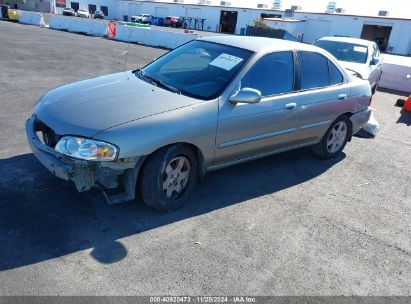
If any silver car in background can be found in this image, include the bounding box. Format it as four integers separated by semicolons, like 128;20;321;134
314;36;383;94
76;9;90;18
26;36;372;212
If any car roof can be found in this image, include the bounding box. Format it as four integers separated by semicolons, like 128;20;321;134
317;36;375;47
200;36;319;53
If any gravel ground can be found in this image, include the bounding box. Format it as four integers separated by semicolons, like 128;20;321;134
0;21;410;296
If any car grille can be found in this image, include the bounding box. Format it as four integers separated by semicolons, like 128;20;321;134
34;119;60;148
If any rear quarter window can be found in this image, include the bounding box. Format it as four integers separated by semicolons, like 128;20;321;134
328;60;344;85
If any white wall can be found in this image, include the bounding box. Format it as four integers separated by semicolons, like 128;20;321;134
302;19;332;43
264;19;305;37
390;20;411;55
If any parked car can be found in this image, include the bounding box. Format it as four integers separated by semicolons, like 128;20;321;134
130;14;152;24
26;36;372;212
77;9;90;18
62;7;76;17
130;15;141;23
314;37;383;94
140;14;152;24
164;16;182;28
94;10;104;19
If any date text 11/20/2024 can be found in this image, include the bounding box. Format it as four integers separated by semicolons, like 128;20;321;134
149;296;257;303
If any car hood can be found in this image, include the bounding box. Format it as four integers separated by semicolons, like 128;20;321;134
340;62;370;80
35;71;201;137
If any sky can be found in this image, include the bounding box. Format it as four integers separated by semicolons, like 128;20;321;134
203;0;411;18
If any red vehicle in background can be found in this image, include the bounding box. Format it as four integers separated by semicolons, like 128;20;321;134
164;16;182;28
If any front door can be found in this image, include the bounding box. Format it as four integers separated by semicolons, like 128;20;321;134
215;51;302;166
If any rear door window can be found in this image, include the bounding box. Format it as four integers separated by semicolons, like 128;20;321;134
299;51;330;90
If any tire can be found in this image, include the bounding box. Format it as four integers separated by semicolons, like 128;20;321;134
140;144;199;212
312;115;351;159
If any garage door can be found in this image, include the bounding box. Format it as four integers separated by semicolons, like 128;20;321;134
155;7;169;17
185;8;201;18
303;20;332;43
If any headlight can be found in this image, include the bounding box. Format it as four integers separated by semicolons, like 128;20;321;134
55;136;118;161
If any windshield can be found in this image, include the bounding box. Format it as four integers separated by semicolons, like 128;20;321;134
140;40;253;100
314;40;369;64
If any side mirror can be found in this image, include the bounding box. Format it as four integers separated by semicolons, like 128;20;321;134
371;57;380;66
229;88;262;104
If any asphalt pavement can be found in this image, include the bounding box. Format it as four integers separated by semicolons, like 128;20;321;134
0;21;410;296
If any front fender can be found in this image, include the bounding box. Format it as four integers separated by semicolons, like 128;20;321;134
94;99;219;168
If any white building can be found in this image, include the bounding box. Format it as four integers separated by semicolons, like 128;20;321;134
52;0;411;55
293;12;411;55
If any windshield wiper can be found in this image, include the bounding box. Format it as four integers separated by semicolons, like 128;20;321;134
138;70;181;94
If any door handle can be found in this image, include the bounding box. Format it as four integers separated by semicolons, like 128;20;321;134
338;94;348;100
285;103;297;111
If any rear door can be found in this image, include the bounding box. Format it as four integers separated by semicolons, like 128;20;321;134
294;51;351;141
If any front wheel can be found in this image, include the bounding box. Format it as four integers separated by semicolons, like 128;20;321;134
312;115;351;159
140;144;198;212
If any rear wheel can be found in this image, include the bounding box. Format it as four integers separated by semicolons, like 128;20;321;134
312;115;351;159
140;144;198;212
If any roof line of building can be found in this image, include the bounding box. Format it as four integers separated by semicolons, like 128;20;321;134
297;11;411;22
125;0;411;22
125;0;283;12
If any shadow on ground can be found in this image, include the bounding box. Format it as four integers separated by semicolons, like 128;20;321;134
378;87;409;97
397;109;411;126
0;148;345;270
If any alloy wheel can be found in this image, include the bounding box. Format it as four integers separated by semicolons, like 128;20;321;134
162;156;191;199
326;121;348;153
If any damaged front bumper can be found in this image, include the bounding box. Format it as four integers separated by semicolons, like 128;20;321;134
25;115;144;204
